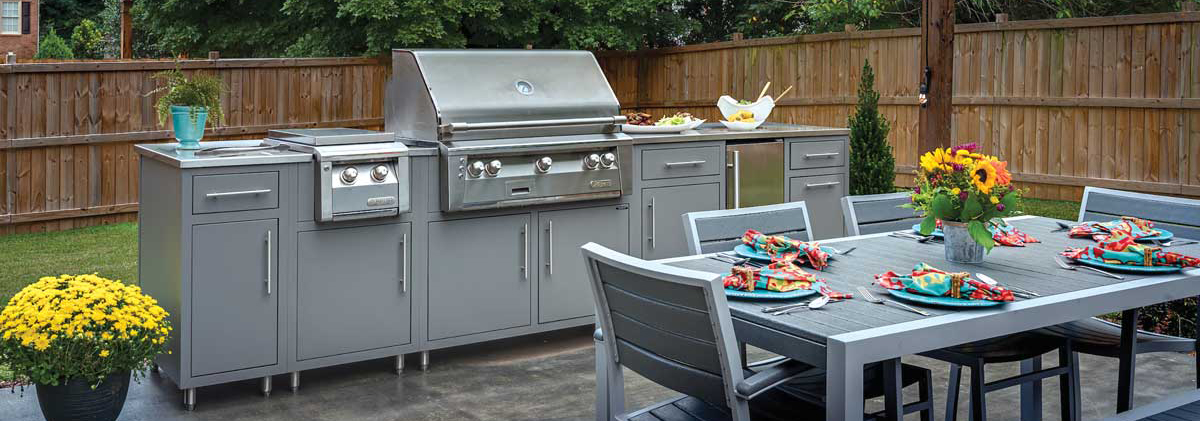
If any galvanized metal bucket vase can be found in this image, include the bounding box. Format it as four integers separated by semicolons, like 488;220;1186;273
942;221;985;263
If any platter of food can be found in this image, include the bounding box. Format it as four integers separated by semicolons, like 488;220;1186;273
621;112;705;133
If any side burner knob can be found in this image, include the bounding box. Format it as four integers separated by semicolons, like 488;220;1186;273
600;152;617;167
485;160;502;177
535;157;553;173
583;154;601;170
341;167;359;184
371;164;390;182
467;161;486;178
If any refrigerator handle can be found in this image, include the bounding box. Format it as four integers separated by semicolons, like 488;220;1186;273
730;150;741;209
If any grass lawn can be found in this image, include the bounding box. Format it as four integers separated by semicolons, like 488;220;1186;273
0;223;138;303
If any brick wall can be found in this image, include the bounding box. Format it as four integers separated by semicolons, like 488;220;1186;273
0;0;37;59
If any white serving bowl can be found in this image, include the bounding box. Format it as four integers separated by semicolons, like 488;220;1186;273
717;95;775;122
718;120;766;131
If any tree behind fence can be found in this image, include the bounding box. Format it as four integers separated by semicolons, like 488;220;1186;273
596;11;1200;203
0;57;387;234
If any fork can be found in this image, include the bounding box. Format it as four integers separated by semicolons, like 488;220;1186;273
1052;221;1074;232
1054;257;1124;280
856;287;931;316
890;232;937;243
827;246;857;256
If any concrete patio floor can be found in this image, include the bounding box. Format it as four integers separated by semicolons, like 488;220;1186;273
0;326;1193;421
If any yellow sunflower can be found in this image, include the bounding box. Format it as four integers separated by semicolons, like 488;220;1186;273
972;160;998;194
919;148;955;173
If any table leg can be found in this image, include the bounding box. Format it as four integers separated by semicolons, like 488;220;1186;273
1020;356;1043;421
1117;309;1139;413
828;341;865;421
882;358;904;421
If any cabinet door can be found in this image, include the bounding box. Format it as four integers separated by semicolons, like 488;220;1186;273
428;214;532;340
296;224;411;360
788;173;848;240
191;219;279;377
642;183;722;260
538;205;629;324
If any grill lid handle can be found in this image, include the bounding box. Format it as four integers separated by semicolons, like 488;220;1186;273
439;116;627;134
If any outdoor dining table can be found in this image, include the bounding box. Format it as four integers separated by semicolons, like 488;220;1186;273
644;215;1200;421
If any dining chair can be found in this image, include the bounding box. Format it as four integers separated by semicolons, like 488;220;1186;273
840;192;924;236
681;201;813;255
840;199;1081;421
584;242;935;421
1040;186;1200;414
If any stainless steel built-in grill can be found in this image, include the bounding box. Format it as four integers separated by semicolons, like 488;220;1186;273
266;128;411;222
385;49;630;212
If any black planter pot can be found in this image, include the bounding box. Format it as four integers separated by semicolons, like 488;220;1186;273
35;371;131;421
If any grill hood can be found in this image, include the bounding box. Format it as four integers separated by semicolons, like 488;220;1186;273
385;49;627;144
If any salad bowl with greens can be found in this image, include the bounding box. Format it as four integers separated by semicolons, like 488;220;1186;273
621;112;705;133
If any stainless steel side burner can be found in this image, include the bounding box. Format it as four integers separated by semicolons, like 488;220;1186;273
385;49;630;212
266;128;410;222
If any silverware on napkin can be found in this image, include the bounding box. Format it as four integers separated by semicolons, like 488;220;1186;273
1054;257;1124;280
856;287;931;316
974;272;1038;298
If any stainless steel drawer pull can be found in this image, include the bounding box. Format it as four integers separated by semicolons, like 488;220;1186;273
647;197;656;246
400;233;408;293
546;220;554;275
206;189;271;199
806;181;841;188
264;230;272;295
804;152;840;159
520;224;529;281
663;160;706;167
731;150;741;209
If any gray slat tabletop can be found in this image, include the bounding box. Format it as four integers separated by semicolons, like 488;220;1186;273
656;215;1200;421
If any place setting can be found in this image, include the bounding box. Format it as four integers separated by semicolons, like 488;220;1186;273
869;263;1024;312
1058;229;1200;276
714;229;854;307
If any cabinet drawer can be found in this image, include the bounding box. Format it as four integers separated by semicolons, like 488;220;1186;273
788;174;847;240
641;146;722;180
789;140;846;170
192;172;279;214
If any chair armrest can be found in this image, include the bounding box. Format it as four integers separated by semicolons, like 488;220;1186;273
594;328;605;341
745;355;790;369
735;359;819;400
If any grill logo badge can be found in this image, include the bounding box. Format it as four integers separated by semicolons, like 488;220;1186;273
589;180;613;188
367;196;397;207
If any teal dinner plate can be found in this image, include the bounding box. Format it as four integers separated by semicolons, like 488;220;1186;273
724;288;817;301
885;289;1005;308
1072;256;1183;274
733;244;837;262
1139;229;1174;242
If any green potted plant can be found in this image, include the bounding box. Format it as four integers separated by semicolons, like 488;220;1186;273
0;275;172;421
148;68;225;150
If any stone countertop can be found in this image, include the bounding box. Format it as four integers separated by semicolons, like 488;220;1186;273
626;123;849;145
135;140;439;169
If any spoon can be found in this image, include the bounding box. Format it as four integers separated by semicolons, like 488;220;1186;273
771;295;830;315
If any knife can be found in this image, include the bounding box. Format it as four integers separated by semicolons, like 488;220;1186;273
974;273;1039;298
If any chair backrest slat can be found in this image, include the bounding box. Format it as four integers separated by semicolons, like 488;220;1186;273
584;243;743;411
682;202;812;255
1080;187;1200;240
841;192;923;236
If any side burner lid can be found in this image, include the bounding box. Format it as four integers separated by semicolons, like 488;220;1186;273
267;128;395;146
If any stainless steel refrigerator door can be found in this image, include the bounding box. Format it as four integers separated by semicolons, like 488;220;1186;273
726;141;786;208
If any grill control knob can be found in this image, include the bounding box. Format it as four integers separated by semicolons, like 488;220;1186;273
467;161;485;178
371;164;390;182
341;167;359;184
600;152;617;167
485;160;502;177
583;154;601;170
535;157;553;173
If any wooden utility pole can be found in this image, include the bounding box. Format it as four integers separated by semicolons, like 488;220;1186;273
918;0;955;152
120;0;133;59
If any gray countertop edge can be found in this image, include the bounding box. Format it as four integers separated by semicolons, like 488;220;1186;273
135;140;440;169
627;123;849;145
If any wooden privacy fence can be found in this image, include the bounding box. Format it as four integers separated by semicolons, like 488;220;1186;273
0;57;388;234
595;11;1200;202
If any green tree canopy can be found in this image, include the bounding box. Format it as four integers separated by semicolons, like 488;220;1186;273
71;18;105;59
35;30;75;60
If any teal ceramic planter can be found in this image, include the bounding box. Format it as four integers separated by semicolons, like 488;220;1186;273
170;105;208;150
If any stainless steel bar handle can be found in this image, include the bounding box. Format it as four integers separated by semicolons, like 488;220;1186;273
732;150;741;209
441;116;626;134
647;197;656;247
207;189;271;199
264;229;272;295
546;220;554;275
400;233;408;293
804;152;840;158
805;181;841;188
663;160;706;167
521;224;529;280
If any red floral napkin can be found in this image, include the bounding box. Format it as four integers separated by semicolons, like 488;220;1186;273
723;262;852;299
1061;232;1200;268
742;229;830;270
874;263;1015;302
1068;216;1163;242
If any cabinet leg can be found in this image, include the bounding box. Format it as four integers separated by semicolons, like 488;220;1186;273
420;351;430;371
290;372;300;392
395;355;405;374
183;388;196;411
261;376;273;397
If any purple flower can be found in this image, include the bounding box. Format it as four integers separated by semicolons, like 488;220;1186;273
914;186;921;194
951;163;964;172
996;203;1006;212
953;142;979;153
958;191;969;202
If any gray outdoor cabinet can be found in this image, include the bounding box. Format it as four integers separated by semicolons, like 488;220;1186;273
631;140;727;261
537;204;630;323
785;136;849;240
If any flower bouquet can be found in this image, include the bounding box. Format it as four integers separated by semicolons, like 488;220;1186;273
907;143;1021;262
0;274;171;421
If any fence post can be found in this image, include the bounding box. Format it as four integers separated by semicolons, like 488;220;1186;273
845;24;858;32
5;52;14;65
208;51;220;60
1183;2;1196;11
731;33;743;42
120;0;133;59
995;13;1009;23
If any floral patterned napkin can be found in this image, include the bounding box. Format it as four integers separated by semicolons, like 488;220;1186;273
723;262;852;299
1061;232;1199;268
1069;216;1163;242
992;224;1040;247
742;229;830;270
874;263;1015;302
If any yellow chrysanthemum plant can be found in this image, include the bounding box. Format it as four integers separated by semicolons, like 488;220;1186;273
0;274;172;387
907;142;1022;252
